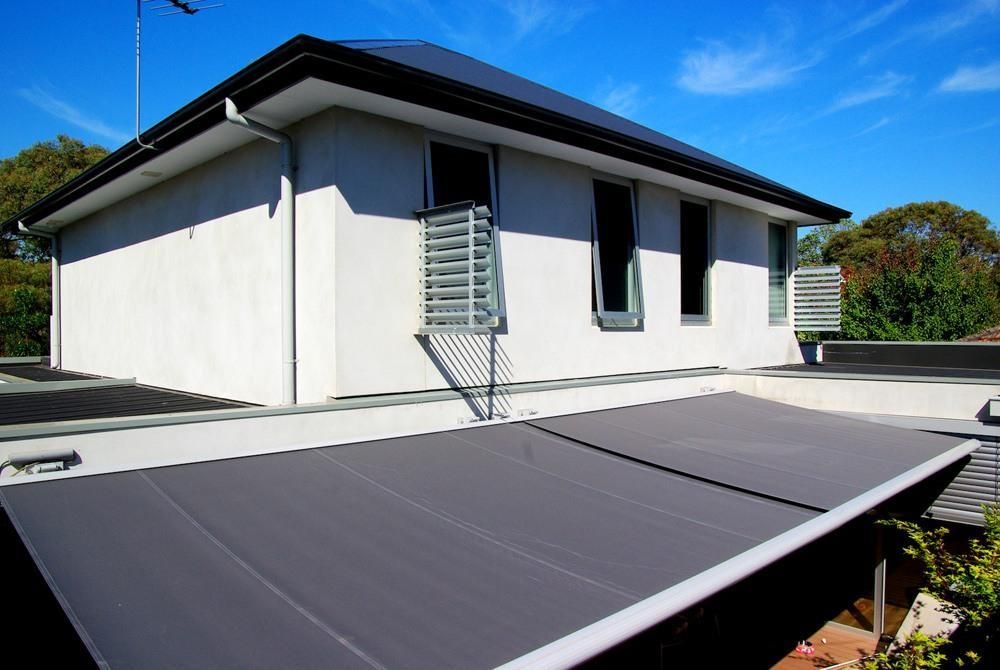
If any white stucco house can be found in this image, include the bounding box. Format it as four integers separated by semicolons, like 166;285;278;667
5;36;850;407
6;36;1000;670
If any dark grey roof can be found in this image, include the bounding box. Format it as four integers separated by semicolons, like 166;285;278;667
338;41;786;191
0;385;244;426
757;362;1000;381
4;36;849;234
0;364;94;382
531;392;962;511
0;392;966;668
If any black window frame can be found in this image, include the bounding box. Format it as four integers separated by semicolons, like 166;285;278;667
679;197;713;324
423;133;506;320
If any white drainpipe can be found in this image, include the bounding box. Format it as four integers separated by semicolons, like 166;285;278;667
17;222;61;369
224;98;297;405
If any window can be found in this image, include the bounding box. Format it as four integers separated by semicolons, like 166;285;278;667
419;136;504;333
768;222;788;324
591;177;643;325
680;200;711;321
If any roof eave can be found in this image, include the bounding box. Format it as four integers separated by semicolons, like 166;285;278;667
3;35;850;233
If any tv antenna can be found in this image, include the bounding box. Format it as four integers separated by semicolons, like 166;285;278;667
135;0;223;150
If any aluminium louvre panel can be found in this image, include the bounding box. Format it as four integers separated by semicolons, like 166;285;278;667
927;437;999;525
793;265;842;331
418;203;497;334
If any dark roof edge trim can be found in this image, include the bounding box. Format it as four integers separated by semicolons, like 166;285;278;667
4;35;849;233
496;437;978;670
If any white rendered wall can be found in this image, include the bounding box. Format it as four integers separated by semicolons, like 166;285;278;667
59;113;338;405
329;110;803;398
57;105;803;404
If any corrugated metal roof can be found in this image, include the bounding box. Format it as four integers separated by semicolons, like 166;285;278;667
340;41;789;192
0;385;243;426
0;365;95;382
4;36;850;234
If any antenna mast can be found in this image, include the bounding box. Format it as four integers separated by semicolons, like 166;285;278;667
135;0;223;150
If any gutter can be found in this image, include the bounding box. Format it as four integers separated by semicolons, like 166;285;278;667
223;98;297;405
2;36;850;232
16;223;61;369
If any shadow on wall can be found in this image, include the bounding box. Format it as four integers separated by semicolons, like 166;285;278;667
421;332;513;420
61;141;284;263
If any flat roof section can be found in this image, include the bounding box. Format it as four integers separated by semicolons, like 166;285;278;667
3;421;817;669
530;392;965;511
1;392;973;668
0;385;245;426
0;364;96;382
756;362;1000;382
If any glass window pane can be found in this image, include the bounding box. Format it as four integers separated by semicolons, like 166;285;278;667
680;201;710;316
427;140;500;314
769;222;787;321
593;179;638;314
429;142;493;210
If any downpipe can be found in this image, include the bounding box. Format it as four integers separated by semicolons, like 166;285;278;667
224;98;297;405
17;222;61;369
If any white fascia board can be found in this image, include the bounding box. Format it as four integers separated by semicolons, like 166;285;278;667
496;437;980;670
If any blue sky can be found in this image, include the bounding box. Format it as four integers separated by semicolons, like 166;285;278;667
3;1;999;224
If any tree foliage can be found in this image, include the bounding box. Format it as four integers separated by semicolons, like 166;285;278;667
0;258;50;356
838;239;1000;341
797;219;857;267
812;202;1000;342
824;202;1000;269
0;135;108;259
864;504;1000;669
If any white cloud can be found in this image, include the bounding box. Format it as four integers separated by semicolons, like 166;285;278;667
677;41;818;95
922;0;998;38
839;0;908;40
859;0;998;64
938;61;1000;92
597;82;641;118
829;71;909;112
501;0;592;40
17;85;130;145
855;116;893;137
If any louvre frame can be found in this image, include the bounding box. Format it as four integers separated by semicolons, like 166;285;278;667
417;202;498;334
792;265;842;331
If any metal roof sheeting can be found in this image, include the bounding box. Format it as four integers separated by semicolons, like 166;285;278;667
0;385;243;426
0;392;970;668
4;36;850;234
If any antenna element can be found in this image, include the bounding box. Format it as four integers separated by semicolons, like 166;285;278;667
135;0;223;150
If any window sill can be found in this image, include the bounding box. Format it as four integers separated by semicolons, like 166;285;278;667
592;312;643;329
681;315;712;326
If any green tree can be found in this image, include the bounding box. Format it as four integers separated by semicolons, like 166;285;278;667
797;219;857;267
0;135;108;260
818;202;1000;342
824;202;1000;269
0;258;51;355
838;240;1000;341
864;504;1000;669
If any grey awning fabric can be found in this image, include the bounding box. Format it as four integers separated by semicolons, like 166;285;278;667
1;392;971;669
531;392;963;511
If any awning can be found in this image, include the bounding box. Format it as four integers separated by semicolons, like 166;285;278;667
1;392;975;669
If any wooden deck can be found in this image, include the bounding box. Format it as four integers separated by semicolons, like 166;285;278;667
771;623;877;669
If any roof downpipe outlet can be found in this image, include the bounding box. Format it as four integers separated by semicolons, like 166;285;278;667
17;222;61;369
224;98;297;405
